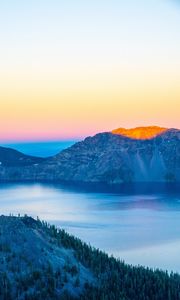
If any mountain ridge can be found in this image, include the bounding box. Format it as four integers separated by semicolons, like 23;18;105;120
0;126;179;183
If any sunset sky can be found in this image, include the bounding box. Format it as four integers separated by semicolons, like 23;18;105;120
0;0;180;142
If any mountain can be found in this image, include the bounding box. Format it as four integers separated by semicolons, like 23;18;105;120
35;126;180;183
0;126;179;183
0;215;180;300
0;146;45;167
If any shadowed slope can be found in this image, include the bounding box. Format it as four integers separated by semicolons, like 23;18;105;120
0;146;45;167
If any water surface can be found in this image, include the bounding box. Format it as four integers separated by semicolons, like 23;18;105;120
0;183;179;273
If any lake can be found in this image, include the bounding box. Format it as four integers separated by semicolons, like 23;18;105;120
0;183;180;273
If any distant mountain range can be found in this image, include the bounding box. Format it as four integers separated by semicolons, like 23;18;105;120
0;126;179;183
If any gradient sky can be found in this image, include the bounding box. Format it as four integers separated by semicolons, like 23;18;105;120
0;0;180;141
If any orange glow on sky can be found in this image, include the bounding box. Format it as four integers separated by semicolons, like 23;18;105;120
0;82;179;141
0;1;180;141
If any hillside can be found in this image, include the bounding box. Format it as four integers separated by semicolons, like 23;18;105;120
0;126;179;183
0;146;44;167
0;215;180;300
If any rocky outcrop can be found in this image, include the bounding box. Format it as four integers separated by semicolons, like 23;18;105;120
111;126;168;140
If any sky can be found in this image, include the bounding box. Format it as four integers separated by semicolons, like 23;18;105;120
0;0;180;142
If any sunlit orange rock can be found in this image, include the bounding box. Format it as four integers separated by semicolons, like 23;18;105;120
112;126;168;140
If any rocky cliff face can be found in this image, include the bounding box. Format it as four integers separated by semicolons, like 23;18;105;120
0;127;179;183
39;128;179;183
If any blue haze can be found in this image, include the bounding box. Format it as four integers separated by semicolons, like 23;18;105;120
1;141;76;157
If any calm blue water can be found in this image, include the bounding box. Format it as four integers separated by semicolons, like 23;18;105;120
1;141;76;157
0;183;180;273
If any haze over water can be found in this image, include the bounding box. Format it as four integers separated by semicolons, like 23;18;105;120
1;141;76;157
0;183;179;273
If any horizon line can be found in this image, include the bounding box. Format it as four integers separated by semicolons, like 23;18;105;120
0;138;81;144
0;125;179;144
